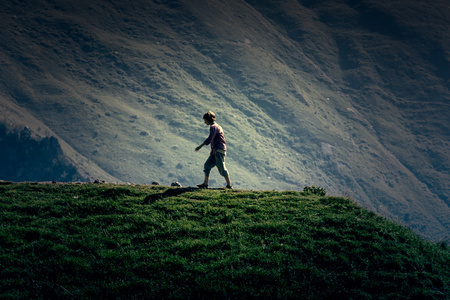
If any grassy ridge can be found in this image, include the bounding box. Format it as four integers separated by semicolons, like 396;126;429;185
0;183;448;299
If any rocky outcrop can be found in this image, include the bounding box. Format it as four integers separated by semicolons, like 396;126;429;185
0;124;87;182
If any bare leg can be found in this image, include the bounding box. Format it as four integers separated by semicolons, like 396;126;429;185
224;174;232;187
197;174;210;188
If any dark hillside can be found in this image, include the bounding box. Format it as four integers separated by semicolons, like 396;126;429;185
0;124;85;182
0;183;448;299
0;0;448;241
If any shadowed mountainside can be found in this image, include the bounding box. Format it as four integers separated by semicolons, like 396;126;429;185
0;124;84;182
0;0;449;240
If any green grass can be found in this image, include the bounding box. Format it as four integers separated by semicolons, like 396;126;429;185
1;183;448;299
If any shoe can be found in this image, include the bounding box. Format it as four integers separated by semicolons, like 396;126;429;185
197;183;209;189
225;185;233;189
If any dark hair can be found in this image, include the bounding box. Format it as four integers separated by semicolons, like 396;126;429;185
203;111;216;123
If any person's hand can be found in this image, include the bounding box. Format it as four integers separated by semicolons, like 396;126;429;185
195;146;202;152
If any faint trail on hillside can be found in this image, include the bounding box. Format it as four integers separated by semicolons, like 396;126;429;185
346;106;375;132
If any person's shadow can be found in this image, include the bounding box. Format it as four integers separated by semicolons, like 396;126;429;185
143;187;198;204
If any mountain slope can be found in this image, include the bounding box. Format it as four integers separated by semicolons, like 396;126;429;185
0;0;448;240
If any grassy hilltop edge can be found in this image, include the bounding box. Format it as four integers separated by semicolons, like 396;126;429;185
1;182;449;299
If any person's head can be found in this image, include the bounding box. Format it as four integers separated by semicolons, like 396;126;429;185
203;111;216;125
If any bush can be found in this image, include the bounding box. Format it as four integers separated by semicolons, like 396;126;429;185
303;185;327;196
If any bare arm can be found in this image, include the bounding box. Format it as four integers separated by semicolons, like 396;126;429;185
195;142;205;152
196;125;216;152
